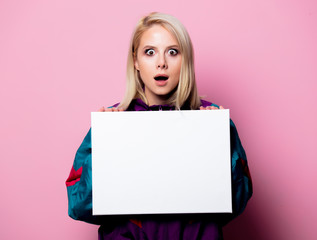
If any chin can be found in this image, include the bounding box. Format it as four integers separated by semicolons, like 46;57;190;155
155;88;177;97
154;88;171;95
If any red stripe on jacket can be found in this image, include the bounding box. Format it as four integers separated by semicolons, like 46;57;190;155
240;158;252;182
66;166;83;187
129;218;142;228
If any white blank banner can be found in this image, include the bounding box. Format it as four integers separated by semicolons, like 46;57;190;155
91;110;232;215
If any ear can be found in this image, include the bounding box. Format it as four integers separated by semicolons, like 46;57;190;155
133;51;140;71
134;57;140;71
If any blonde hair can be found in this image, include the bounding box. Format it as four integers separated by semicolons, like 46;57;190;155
118;12;201;110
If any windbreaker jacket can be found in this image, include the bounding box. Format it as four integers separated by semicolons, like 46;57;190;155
66;98;252;240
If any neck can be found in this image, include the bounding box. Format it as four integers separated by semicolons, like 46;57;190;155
147;96;169;106
145;91;171;106
144;87;177;106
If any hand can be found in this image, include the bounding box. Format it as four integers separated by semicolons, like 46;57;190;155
98;106;124;112
199;105;224;110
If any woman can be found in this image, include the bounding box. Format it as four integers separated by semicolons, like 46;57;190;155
66;12;252;239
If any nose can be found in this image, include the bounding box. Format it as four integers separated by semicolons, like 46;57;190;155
157;53;167;69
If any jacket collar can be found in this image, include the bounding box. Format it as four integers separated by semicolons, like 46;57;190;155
125;98;211;111
127;98;176;111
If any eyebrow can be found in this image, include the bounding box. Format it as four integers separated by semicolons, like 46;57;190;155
142;45;180;50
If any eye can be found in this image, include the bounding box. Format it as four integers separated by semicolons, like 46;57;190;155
168;49;178;56
145;49;155;55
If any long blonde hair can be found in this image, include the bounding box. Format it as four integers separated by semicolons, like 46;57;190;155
118;12;201;110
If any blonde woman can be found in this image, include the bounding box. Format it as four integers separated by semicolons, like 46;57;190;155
66;12;252;240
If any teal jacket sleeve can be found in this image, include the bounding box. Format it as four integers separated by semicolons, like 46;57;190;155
66;129;104;225
210;103;252;224
230;119;252;213
220;119;253;225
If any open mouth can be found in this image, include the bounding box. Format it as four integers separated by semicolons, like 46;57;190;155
154;76;169;81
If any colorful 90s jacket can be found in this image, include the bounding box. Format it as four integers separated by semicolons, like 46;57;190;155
66;98;252;240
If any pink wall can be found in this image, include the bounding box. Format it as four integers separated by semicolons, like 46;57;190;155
1;0;316;239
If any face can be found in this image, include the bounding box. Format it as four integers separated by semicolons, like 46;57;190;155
134;25;182;106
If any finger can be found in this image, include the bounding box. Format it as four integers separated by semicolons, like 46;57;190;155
98;106;105;112
200;106;205;110
118;108;124;112
105;108;112;112
206;106;218;110
219;105;224;109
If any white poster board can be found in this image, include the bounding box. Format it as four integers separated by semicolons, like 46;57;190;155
91;110;232;215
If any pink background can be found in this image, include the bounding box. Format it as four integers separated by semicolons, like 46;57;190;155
1;0;316;239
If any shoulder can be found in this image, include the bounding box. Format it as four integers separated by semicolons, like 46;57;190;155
200;99;220;108
107;99;146;111
109;102;120;108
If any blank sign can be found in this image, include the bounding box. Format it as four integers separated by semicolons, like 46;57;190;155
91;110;232;215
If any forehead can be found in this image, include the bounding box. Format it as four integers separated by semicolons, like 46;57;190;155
139;24;178;47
